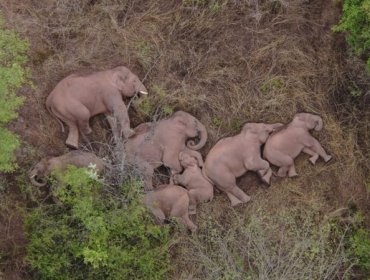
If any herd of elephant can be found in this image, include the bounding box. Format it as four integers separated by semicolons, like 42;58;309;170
29;66;332;232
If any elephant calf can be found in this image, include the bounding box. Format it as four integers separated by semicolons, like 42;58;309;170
173;151;213;214
263;113;332;177
204;122;283;206
143;184;197;233
29;151;105;187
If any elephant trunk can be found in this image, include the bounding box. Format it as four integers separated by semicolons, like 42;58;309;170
29;169;47;187
187;120;208;150
314;116;323;131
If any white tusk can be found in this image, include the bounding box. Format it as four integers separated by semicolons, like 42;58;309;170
139;91;148;95
30;174;36;178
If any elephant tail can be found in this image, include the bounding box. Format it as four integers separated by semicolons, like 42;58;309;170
46;103;65;133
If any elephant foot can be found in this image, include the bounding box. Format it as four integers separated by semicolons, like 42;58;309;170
288;170;298;177
66;139;78;149
189;208;197;215
309;155;319;165
324;155;332;163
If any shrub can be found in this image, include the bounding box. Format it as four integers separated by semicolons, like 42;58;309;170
333;0;370;71
350;228;370;271
0;15;29;172
25;166;171;280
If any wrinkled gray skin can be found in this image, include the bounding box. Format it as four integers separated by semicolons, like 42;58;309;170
204;122;283;206
263;113;332;177
125;111;208;191
46;66;148;149
143;184;197;233
29;151;105;187
173;151;213;215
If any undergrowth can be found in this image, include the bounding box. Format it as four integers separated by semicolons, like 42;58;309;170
0;15;29;172
333;0;370;71
25;166;171;280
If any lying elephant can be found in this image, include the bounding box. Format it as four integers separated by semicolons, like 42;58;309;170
173;151;213;214
204;122;283;206
263;113;332;177
29;151;105;187
125;111;207;190
143;184;197;233
46;66;148;149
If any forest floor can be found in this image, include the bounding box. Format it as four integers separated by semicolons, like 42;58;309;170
0;0;369;279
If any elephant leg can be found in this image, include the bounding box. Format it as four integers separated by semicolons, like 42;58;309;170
248;159;272;185
111;102;134;139
308;138;332;163
288;164;298;177
163;150;183;175
227;185;251;206
188;190;198;215
226;192;243;206
181;215;197;233
141;162;155;191
302;147;319;165
65;122;79;149
276;154;295;177
150;207;166;225
277;166;288;177
78;119;92;135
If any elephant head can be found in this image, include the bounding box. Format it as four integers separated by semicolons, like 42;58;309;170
292;113;323;131
112;66;148;98
171;111;208;150
29;159;50;187
242;122;284;143
179;151;203;168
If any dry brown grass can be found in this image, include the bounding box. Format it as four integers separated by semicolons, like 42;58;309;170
0;0;369;278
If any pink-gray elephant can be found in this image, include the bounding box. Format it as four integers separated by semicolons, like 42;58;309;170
263;113;332;177
46;66;148;149
143;184;197;232
29;151;105;187
173;151;213;214
125;111;208;190
204;122;283;206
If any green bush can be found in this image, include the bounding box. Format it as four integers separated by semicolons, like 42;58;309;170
0;15;29;172
25;167;171;280
333;0;370;71
350;229;370;271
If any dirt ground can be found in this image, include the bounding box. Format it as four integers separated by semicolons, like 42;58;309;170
0;0;369;279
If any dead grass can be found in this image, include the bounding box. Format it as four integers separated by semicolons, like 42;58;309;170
0;0;369;278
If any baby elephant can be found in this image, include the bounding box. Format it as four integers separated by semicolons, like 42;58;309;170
173;151;213;214
263;113;332;177
204;122;283;207
29;151;105;187
143;184;197;233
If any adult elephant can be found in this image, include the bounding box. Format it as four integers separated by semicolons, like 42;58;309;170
46;66;148;149
204;122;283;206
125;111;207;190
263;113;332;177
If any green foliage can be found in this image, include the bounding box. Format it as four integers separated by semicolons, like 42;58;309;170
333;0;370;71
136;85;173;117
0;15;29;172
350;228;370;271
26;167;171;280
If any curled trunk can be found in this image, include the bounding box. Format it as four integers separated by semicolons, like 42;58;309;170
187;120;208;150
30;174;47;187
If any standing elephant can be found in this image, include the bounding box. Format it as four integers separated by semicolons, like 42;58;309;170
46;66;148;149
204;122;283;206
125;111;208;190
263;113;332;177
29;151;105;187
143;184;197;233
173;151;213;214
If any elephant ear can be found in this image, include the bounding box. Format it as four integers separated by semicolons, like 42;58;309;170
112;71;129;91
